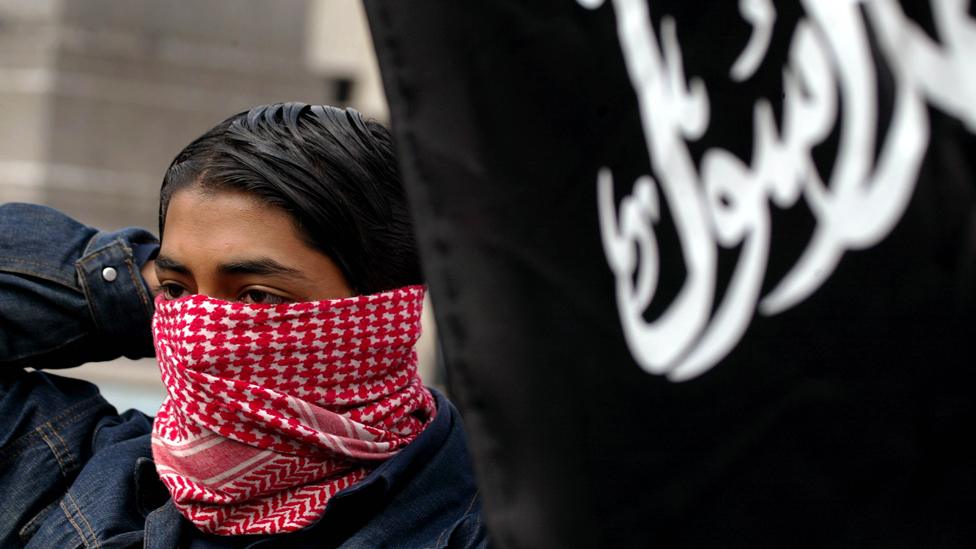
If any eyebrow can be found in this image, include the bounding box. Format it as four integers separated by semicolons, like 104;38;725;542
155;254;307;280
218;258;305;279
155;254;190;275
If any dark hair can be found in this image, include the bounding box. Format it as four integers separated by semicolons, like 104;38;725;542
159;102;422;295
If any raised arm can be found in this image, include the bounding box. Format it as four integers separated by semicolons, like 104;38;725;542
0;203;158;369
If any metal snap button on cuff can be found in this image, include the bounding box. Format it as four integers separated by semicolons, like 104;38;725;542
102;267;118;282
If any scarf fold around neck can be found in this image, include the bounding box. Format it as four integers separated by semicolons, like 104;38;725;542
150;285;435;535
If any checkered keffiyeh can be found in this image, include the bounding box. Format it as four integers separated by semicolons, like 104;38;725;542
150;285;435;535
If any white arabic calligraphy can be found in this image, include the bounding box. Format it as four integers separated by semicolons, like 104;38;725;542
582;0;976;381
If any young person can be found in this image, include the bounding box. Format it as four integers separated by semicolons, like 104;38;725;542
0;103;486;548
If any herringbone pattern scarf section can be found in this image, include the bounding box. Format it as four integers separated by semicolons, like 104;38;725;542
150;285;435;535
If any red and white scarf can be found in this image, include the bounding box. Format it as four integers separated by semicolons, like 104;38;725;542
150;285;435;535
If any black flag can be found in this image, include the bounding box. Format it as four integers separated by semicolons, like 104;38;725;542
365;1;976;546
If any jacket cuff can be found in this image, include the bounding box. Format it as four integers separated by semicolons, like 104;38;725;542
76;228;158;359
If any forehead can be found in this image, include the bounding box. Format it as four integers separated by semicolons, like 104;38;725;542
161;187;306;260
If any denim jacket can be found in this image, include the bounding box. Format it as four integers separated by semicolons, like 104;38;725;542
0;203;487;549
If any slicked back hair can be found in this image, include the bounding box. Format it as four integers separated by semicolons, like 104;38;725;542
158;102;422;295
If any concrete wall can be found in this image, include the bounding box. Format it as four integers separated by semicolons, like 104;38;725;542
0;0;334;231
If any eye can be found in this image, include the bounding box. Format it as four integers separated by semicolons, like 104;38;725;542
239;289;291;305
158;283;189;301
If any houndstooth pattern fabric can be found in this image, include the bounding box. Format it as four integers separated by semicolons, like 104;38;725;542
150;285;435;535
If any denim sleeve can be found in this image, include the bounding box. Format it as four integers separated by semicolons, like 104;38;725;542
0;203;158;369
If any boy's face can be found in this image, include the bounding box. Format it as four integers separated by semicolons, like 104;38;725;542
153;187;353;304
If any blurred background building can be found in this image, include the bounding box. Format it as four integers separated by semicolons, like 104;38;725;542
0;0;438;413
